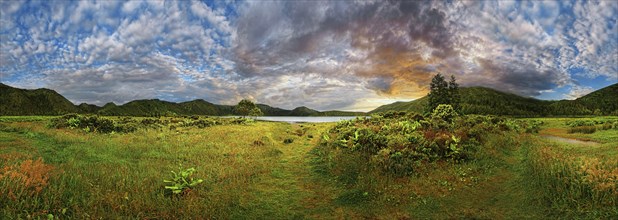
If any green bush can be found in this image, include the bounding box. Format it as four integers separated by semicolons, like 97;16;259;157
566;120;596;127
185;119;216;128
48;114;135;133
567;126;596;134
431;104;458;122
316;112;529;177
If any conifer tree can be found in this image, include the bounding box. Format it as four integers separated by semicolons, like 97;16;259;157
448;75;461;113
426;73;449;113
426;73;460;114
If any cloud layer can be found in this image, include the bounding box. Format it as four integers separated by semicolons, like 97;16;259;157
1;0;616;111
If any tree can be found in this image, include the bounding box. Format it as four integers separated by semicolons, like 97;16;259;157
448;75;461;113
249;107;263;117
426;73;449;113
426;73;461;114
234;99;263;117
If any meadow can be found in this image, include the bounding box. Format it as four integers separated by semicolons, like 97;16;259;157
0;113;616;219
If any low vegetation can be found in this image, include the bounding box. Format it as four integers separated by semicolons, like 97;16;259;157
0;114;616;218
524;140;617;218
163;166;204;196
46;113;256;134
315;106;538;178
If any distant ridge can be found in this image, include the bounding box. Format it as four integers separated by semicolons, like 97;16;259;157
370;84;618;116
1;83;615;116
0;83;363;116
0;83;79;115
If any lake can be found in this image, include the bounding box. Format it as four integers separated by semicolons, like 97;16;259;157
254;116;362;123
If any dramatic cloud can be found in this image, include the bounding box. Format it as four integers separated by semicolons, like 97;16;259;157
1;0;617;111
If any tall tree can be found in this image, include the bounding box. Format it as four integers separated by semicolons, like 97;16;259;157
234;99;263;117
426;73;460;113
426;73;449;113
448;75;461;113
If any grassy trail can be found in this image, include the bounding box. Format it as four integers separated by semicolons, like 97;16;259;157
406;135;545;219
237;123;547;219
237;123;347;219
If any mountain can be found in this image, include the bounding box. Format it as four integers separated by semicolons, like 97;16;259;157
371;98;428;113
458;87;552;116
179;99;231;115
77;103;101;114
0;83;362;116
290;106;320;116
572;83;618;115
98;99;189;116
3;82;614;117
99;100;362;116
257;104;293;116
370;84;618;116
0;83;79;115
256;105;364;116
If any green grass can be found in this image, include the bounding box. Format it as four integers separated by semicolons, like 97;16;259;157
520;117;618;218
522;138;618;218
1;116;616;219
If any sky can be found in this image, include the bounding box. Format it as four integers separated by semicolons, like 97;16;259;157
1;0;617;112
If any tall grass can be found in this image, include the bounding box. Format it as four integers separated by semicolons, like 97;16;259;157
0;120;290;218
523;139;618;218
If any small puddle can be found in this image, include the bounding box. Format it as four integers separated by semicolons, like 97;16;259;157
540;135;600;146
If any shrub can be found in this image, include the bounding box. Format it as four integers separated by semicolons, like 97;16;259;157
352;128;387;154
566;120;596;127
316;111;528;177
230;117;254;125
163;166;204;196
186;119;215;128
253;140;265;147
431;104;458;122
567;126;596;134
115;123;138;133
48;114;136;133
141;118;162;126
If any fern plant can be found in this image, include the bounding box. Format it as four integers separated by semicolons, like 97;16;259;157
163;166;204;195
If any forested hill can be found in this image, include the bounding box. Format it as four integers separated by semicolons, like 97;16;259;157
0;83;79;115
0;83;363;116
371;84;618;116
569;83;618;115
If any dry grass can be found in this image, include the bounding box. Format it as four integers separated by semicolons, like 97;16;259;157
0;158;56;199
